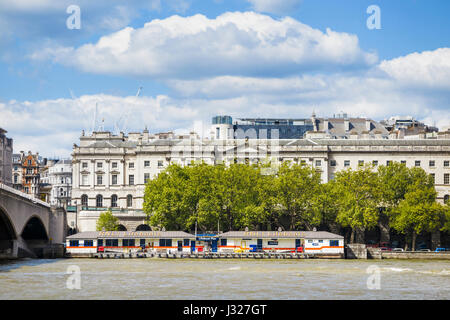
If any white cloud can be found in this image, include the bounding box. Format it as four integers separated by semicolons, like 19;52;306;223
247;0;302;15
33;12;377;79
379;48;450;89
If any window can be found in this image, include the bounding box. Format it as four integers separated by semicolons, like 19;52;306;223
140;239;146;247
429;160;435;167
105;239;118;247
444;195;449;204
123;239;135;247
445;174;449;185
159;239;172;247
216;127;220;139
82;175;88;186
386;161;392;166
415;160;421;167
330;240;339;247
69;240;79;247
112;162;118;169
97;175;103;185
184;239;190;246
158;160;164;167
318;240;323;243
344;160;350;167
111;195;118;207
372;160;378;167
144;173;150;183
220;239;227;246
98;239;103;247
112;174;118;185
96;195;103;208
315;160;321;167
330;160;336;167
82;162;88;169
129;162;134;169
129;175;134;185
144;161;150;167
97;162;103;168
84;240;93;247
358;160;364;166
81;194;88;207
401;160;407;165
444;161;449;167
127;195;133;207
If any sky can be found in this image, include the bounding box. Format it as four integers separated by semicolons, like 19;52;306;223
1;0;449;158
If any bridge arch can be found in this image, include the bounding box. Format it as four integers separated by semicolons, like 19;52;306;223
136;224;151;231
20;215;49;241
0;206;17;240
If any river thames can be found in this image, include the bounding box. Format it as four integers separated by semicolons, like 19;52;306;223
0;258;449;300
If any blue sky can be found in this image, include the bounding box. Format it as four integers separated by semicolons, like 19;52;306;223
1;0;449;157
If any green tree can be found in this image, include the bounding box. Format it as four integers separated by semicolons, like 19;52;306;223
333;165;381;243
389;167;444;250
273;162;323;230
96;210;120;231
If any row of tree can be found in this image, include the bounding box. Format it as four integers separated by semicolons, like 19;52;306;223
140;161;449;250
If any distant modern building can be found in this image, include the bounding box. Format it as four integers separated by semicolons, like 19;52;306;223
0;128;13;185
40;159;72;208
380;116;439;139
211;112;392;140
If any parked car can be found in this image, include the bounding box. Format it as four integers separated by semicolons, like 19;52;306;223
380;246;392;251
392;248;404;252
435;247;448;252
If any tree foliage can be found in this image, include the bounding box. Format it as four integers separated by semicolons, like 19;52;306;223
96;210;120;231
143;161;449;245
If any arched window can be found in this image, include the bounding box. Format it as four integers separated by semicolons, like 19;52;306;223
111;194;118;208
81;194;88;207
96;194;103;208
127;195;133;208
445;195;449;204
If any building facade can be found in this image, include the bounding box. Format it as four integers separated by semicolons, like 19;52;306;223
0;128;13;185
71;129;450;233
40;159;72;208
11;151;44;197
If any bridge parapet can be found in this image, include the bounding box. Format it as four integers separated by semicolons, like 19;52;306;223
0;183;50;208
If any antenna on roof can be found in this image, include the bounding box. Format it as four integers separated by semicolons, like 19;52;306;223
90;102;98;134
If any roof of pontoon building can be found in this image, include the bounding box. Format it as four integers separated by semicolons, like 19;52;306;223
218;231;344;239
67;231;196;239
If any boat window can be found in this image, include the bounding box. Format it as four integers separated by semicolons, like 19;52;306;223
84;240;93;247
330;240;339;246
220;239;227;246
69;240;79;247
183;239;190;246
98;239;103;247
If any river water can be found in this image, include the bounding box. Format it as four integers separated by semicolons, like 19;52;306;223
0;258;449;300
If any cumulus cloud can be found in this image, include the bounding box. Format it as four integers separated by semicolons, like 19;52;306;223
247;0;302;15
379;48;450;89
2;67;449;158
32;12;377;79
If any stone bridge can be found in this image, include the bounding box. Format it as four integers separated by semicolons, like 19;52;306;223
0;183;66;259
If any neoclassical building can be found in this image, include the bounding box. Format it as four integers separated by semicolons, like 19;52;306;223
71;127;450;233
